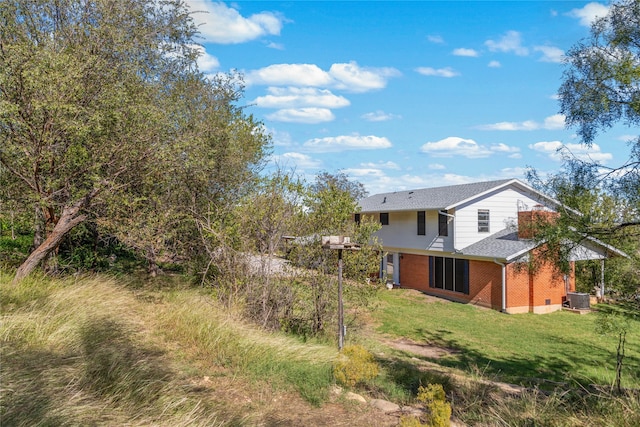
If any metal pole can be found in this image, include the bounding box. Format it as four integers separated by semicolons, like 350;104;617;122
338;248;344;350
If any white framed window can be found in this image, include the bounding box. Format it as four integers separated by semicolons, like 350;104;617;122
478;209;490;233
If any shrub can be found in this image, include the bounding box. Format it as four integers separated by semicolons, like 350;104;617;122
416;383;451;427
399;415;424;427
333;344;379;387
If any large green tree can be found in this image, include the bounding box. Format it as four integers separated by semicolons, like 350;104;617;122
528;0;640;260
556;0;640;225
0;0;269;281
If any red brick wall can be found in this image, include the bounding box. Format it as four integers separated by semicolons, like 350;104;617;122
468;260;502;309
397;253;575;313
506;263;530;309
518;210;559;239
399;253;429;291
506;260;576;310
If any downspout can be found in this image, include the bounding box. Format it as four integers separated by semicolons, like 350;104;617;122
493;259;506;312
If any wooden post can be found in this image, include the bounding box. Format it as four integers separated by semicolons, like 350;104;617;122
338;248;344;350
321;236;360;350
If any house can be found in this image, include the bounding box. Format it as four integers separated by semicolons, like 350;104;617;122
356;178;624;314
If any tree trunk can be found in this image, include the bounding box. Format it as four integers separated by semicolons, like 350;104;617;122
13;199;90;283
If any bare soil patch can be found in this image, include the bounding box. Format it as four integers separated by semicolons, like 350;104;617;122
386;337;460;359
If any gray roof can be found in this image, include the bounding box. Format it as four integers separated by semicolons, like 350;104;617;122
358;179;517;212
459;228;533;261
458;227;628;261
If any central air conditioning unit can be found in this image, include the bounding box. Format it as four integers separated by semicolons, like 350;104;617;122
567;292;590;310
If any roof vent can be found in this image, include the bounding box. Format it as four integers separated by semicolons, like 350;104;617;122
382;197;386;203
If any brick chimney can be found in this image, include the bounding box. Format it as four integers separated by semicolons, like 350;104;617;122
518;206;559;239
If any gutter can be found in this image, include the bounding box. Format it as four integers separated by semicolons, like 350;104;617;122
493;258;506;312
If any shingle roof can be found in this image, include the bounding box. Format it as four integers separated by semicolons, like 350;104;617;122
458;228;534;261
358;179;516;213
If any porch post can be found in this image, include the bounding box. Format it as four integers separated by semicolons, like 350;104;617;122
600;258;605;302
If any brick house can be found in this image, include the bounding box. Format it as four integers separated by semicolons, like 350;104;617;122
356;179;624;314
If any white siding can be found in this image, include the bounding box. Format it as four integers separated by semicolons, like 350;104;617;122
454;188;545;249
369;184;554;254
373;210;454;253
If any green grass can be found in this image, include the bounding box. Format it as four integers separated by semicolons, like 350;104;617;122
374;289;640;389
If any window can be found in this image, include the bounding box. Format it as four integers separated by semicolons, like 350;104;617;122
380;212;389;225
429;256;469;294
478;209;490;233
438;212;448;236
354;213;361;225
417;211;426;235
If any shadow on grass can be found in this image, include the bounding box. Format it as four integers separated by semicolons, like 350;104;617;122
0;346;72;426
1;316;248;426
408;327;640;389
79;317;174;403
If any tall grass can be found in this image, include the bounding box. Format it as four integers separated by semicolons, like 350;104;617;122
0;274;338;425
155;292;337;405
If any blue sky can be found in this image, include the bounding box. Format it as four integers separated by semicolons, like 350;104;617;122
186;1;633;195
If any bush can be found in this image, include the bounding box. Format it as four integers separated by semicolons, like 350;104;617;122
418;383;451;427
333;344;379;387
401;383;451;427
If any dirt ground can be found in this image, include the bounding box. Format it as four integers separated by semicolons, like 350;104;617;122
189;375;399;426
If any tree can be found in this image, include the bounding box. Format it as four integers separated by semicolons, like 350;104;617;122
1;1;270;281
527;1;640;390
305;170;368;236
557;0;640;227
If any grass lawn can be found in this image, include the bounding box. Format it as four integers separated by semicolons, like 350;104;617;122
374;289;640;389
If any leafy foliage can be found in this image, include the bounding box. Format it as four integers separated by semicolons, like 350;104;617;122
1;0;269;281
333;344;379;387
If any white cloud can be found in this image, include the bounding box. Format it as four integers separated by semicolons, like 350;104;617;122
303;134;392;153
485;31;528;56
361;110;400;122
245;63;333;87
477;120;538;131
266;108;335;123
428;163;446;170
543;114;566;130
266;42;285;50
253;87;350;109
191;45;220;72
245;62;399;92
488;60;501;68
416;67;460;78
568;2;610;27
420;137;493;158
359;161;401;170
420;137;521;159
453;48;479;57
271;152;322;169
187;1;285;44
529;141;613;163
265;127;292;146
428;35;445;44
618;134;637;143
344;167;387;178
490;143;522;159
534;45;564;63
476;114;565;131
329;62;401;92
